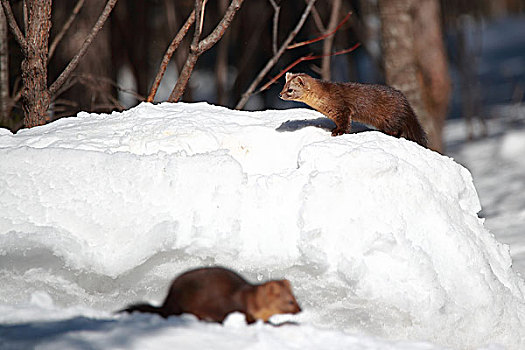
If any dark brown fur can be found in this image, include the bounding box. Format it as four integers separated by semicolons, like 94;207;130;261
120;267;301;324
279;73;428;147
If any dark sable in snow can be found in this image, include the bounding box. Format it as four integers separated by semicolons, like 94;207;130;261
120;266;301;324
279;73;428;147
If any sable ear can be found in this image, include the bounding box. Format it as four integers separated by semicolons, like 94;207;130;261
296;75;305;86
265;281;280;295
285;72;293;82
281;279;291;289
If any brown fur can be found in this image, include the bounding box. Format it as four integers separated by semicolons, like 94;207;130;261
279;73;428;147
120;267;301;324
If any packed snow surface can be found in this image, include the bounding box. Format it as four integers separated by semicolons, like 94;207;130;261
1;102;524;350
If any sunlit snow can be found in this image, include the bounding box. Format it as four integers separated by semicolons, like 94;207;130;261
1;102;524;350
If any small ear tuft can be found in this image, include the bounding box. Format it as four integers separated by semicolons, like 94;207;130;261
296;75;306;86
281;279;291;289
285;72;294;82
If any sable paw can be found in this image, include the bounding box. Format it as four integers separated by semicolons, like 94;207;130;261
331;128;346;136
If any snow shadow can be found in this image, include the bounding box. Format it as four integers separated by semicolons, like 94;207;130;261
0;314;190;349
276;117;374;134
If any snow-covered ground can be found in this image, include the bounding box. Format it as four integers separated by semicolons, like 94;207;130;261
1;102;524;350
446;104;525;276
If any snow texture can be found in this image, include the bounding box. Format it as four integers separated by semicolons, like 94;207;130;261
0;102;524;350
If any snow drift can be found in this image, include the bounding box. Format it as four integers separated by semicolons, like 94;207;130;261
0;102;524;349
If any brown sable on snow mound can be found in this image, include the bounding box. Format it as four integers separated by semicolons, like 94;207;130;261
120;266;301;324
280;72;428;147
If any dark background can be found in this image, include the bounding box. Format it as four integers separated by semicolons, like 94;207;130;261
2;0;525;135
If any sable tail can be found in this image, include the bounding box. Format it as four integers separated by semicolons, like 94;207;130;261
401;108;428;148
403;121;428;148
118;303;168;318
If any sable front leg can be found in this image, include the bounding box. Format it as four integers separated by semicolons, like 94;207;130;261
245;313;256;324
331;110;351;136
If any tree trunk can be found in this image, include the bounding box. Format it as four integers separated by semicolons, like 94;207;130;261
413;0;451;152
378;0;449;152
22;0;52;127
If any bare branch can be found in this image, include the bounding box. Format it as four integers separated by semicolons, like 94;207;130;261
52;75;79;100
197;0;244;53
48;0;85;62
268;0;280;55
321;0;342;80
48;0;118;97
235;0;317;110
167;0;205;102
1;0;27;51
259;43;360;92
288;10;351;50
168;0;245;102
306;0;325;32
146;9;196;102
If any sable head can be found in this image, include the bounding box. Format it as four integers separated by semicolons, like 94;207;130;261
252;279;301;322
279;73;311;102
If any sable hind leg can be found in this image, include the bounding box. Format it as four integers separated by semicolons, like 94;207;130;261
161;298;184;318
382;124;403;139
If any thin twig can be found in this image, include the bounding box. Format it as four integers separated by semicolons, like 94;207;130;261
146;9;196;102
168;0;244;102
258;43;361;92
75;73;146;101
52;75;78;100
321;0;342;80
1;0;27;52
48;0;85;62
199;0;208;34
22;0;28;35
11;76;21;103
193;0;205;47
53;98;79;108
13;88;22;103
288;11;351;50
235;0;317;110
49;0;118;97
306;0;325;33
268;0;280;55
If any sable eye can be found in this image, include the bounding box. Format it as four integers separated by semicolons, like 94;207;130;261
287;89;293;93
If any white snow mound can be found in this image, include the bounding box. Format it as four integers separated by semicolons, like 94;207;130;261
1;102;524;349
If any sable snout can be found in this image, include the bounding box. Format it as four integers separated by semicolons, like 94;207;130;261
292;303;301;314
